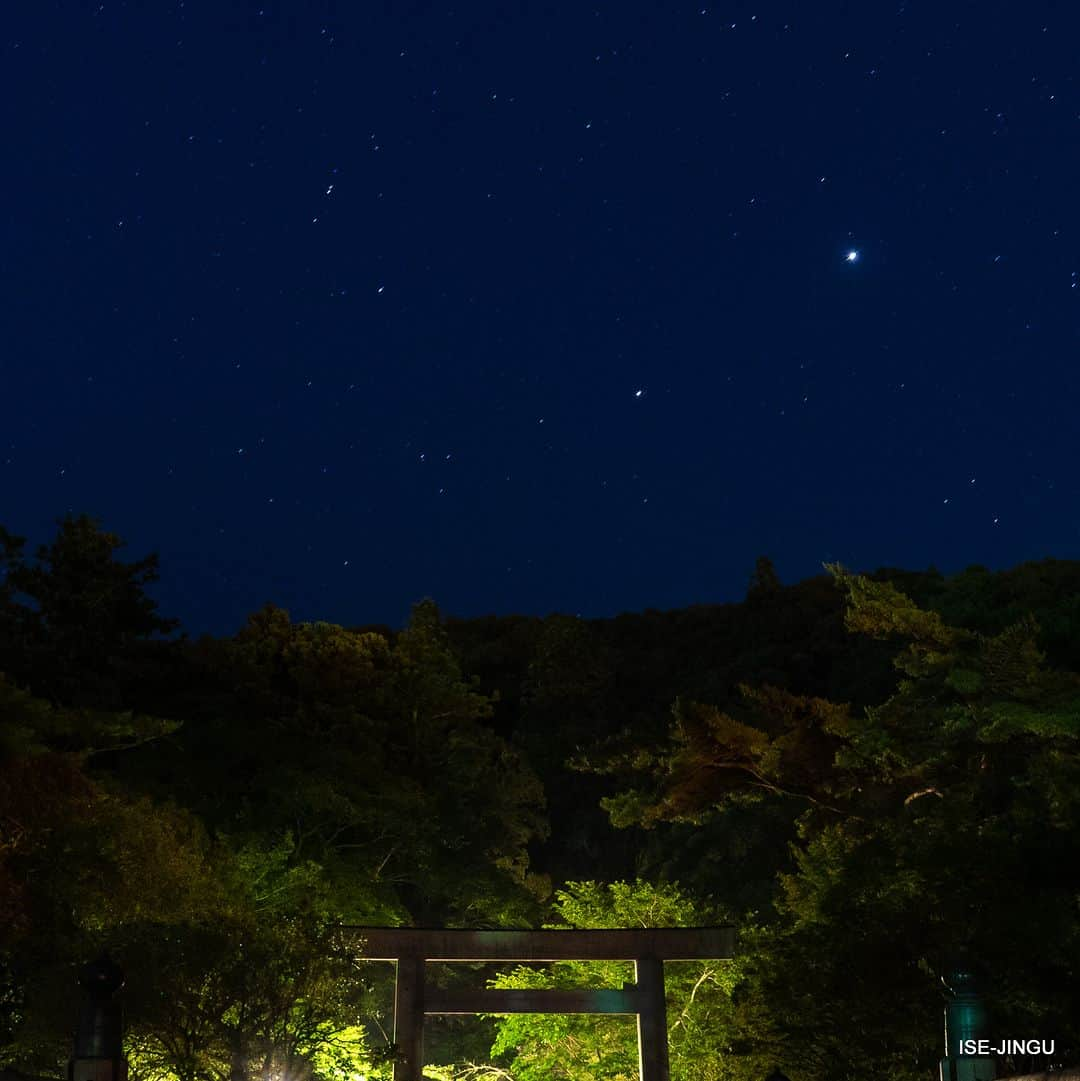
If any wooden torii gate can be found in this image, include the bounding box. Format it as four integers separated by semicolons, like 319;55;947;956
344;926;736;1081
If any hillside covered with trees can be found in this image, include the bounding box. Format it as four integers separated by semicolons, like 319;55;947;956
3;515;1080;1080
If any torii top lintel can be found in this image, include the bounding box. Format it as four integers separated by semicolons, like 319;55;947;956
340;926;736;962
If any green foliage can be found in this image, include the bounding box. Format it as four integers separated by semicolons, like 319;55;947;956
826;563;958;655
599;686;854;831
487;881;747;1081
0;673;181;762
0;686;384;1081
123;908;375;1081
0;727;225;1071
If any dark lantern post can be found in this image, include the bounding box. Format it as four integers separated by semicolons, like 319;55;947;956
69;956;128;1081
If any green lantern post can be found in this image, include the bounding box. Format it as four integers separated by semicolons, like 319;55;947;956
940;968;996;1081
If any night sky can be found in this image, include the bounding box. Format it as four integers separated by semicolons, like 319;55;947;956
4;2;1078;637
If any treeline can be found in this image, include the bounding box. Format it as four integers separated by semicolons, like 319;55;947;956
3;516;1080;1080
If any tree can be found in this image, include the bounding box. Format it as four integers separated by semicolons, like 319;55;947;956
143;600;549;926
0;677;221;1074
0;673;390;1081
123;844;381;1081
0;515;180;708
516;615;627;880
745;556;782;600
593;568;1080;1080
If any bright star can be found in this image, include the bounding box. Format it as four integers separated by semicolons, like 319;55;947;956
845;249;859;263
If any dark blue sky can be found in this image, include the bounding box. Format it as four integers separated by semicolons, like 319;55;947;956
4;1;1077;637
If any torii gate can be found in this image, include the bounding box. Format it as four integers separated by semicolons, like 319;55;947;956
344;926;736;1081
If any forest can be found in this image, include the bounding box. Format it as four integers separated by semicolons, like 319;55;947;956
3;514;1080;1081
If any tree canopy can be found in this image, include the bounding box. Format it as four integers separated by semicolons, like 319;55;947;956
4;517;1080;1079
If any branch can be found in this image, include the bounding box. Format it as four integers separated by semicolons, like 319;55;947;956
904;787;943;805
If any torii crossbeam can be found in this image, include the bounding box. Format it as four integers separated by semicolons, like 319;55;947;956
343;926;736;1081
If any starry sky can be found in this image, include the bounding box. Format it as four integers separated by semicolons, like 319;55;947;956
4;1;1078;637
